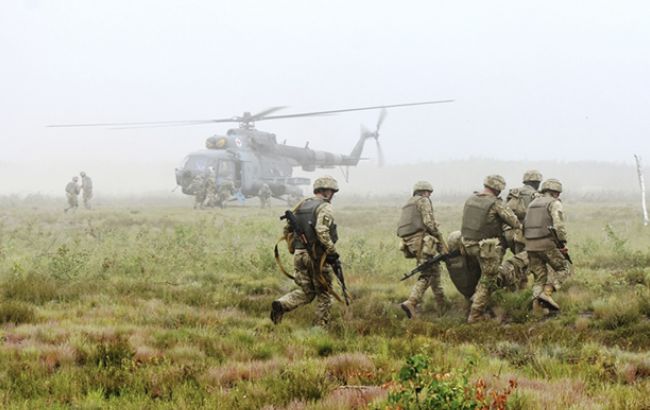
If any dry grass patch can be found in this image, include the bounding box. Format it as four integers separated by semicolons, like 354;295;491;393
325;353;376;384
202;359;284;388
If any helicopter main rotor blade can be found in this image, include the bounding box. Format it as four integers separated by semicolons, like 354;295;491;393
47;118;237;128
258;99;454;121
248;106;287;121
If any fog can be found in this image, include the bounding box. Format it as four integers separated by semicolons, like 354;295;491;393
1;0;649;195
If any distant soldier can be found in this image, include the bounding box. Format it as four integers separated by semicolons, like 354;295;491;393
461;175;521;323
271;176;340;326
258;183;272;208
398;181;448;319
189;174;207;209
64;176;81;213
216;180;235;208
524;178;570;313
80;171;93;209
205;167;218;207
504;170;542;253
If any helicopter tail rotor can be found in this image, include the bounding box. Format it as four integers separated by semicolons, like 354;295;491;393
360;108;387;167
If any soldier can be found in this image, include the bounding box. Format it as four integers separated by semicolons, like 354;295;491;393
189;174;207;209
64;176;81;213
271;176;340;326
80;171;93;209
258;183;272;208
524;178;570;313
216;180;235;208
205;167;218;207
461;175;522;323
504;170;542;253
398;181;448;319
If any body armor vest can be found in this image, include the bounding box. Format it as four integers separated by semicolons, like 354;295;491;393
292;198;338;250
396;196;427;237
461;195;500;241
524;196;554;239
509;185;537;221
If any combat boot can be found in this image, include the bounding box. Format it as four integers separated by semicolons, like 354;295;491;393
467;307;486;323
270;301;285;324
400;301;416;319
537;284;560;311
435;296;451;316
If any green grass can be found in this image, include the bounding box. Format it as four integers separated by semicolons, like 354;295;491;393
0;201;649;408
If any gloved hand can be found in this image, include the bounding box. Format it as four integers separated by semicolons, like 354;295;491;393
325;252;340;265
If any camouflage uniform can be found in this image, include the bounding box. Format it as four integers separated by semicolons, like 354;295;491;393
216;180;235;208
189;175;207;209
462;175;521;323
205;168;218;207
398;181;447;318
64;177;81;213
272;176;339;326
258;183;272;208
446;230;529;301
504;170;542;254
524;179;570;311
80;172;93;209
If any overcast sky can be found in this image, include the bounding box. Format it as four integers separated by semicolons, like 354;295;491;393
1;0;649;193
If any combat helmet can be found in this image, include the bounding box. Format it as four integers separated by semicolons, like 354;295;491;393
483;175;506;193
523;170;542;183
80;171;86;177
413;181;433;194
313;175;339;193
72;176;79;181
541;178;562;193
446;230;463;252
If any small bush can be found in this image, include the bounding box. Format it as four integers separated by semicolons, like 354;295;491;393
0;301;35;324
377;354;517;410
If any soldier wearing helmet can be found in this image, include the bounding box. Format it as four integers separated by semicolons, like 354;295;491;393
204;167;218;207
64;176;81;213
271;176;341;326
258;183;272;209
524;178;570;314
461;175;521;323
504;170;543;253
79;171;93;209
397;181;449;318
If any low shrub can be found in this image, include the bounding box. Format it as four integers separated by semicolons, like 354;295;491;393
0;301;35;324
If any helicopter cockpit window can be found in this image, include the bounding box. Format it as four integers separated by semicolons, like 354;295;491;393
217;160;236;179
182;156;213;171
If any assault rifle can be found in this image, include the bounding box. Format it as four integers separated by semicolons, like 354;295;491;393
280;210;308;248
280;210;350;305
548;226;573;264
329;257;350;305
400;249;462;281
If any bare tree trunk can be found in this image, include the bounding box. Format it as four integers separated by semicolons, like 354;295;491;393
634;154;649;226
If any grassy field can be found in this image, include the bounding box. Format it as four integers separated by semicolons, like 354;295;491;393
0;199;649;409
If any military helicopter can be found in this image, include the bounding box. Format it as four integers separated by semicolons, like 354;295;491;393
49;100;453;202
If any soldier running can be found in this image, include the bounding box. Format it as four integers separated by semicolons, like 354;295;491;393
271;176;340;327
461;175;522;323
524;178;570;314
504;170;542;254
398;181;449;319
